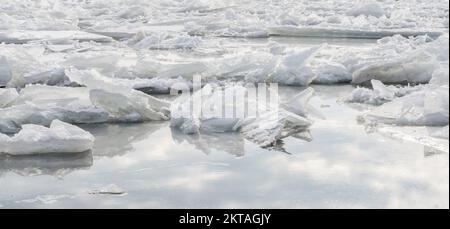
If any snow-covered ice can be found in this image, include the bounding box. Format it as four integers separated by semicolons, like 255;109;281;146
0;0;448;208
0;120;94;155
345;80;424;106
359;85;449;126
0;0;447;150
65;69;171;121
171;84;314;147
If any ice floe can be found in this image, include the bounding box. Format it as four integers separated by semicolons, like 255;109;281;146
0;44;63;88
2;0;447;40
350;35;448;84
312;61;352;84
0;75;171;135
66;69;171;121
359;85;449;126
0;85;109;133
346;2;386;18
171;84;314;147
351;51;439;84
89;184;126;195
0;120;94;155
345;80;425;106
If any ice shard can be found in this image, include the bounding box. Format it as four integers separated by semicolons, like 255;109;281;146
0;120;95;155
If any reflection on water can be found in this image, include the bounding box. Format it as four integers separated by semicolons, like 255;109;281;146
0;151;93;178
0;85;448;209
171;129;245;157
80;122;166;157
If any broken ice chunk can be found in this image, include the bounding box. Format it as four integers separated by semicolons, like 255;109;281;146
0;44;62;88
352;51;439;84
210;51;277;82
350;34;448;85
0;103;109;134
0;120;95;155
133;77;193;95
0;85;110;133
423;86;450;126
88;184;126;195
12;85;92;107
90;89;169;122
134;57;208;79
346;2;386;18
170;84;314;147
0;88;18;108
65;69;170;121
346;80;394;105
312;61;352;84
241;110;312;147
170;117;201;135
131;33;202;50
23;68;70;86
345;79;425;106
63;52;121;73
360;85;449;126
269;46;322;86
282;87;320;118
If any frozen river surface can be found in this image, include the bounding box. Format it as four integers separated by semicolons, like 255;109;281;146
0;0;449;208
0;84;448;208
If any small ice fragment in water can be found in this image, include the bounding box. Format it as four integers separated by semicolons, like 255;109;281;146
171;84;315;147
89;184;126;195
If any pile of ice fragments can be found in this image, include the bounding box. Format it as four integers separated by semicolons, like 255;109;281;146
344;35;449;129
170;84;316;147
2;0;447;38
0;0;449;155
